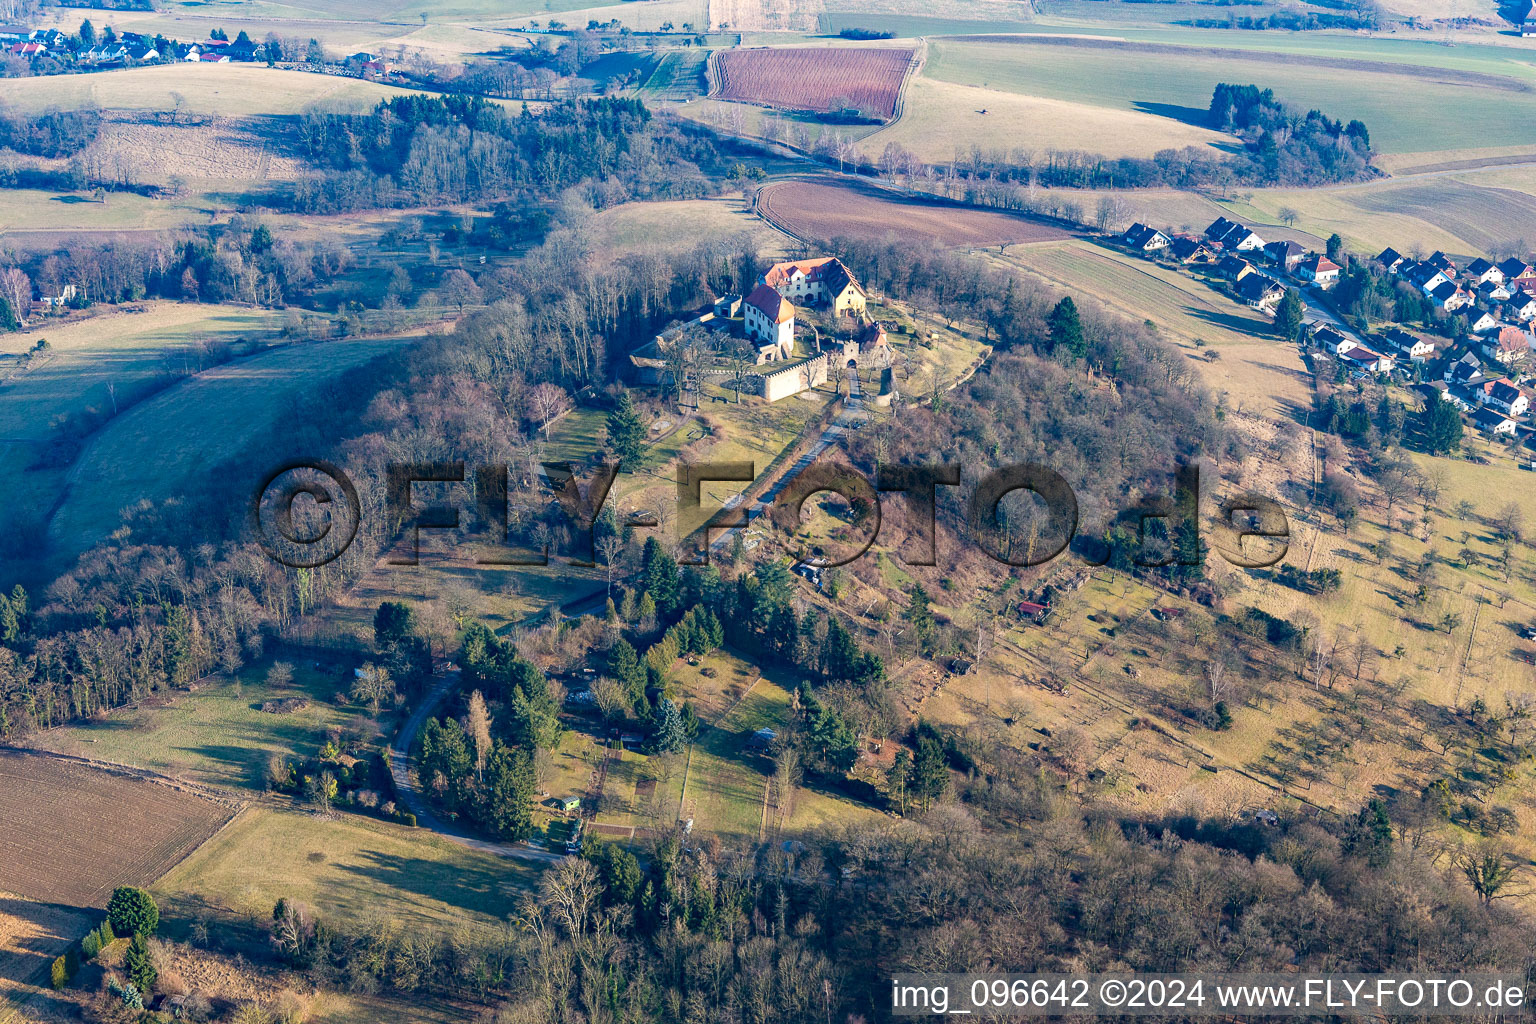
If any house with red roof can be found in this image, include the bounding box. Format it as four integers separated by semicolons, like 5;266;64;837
760;257;866;316
1297;253;1341;288
743;283;794;353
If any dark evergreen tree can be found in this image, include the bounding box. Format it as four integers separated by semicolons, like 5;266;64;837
1047;296;1086;359
606;390;646;467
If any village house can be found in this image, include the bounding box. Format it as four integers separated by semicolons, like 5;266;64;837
1479;280;1511;303
1498;258;1536;290
1263;239;1306;272
1376;246;1406;274
1403;261;1451;294
1204;216;1264;251
1122;223;1170;253
1445;350;1486;386
198;51;231;63
1469;311;1500;334
1483;378;1530;417
1427;251;1456;275
1311;323;1348;350
1337;343;1393;374
1217;254;1253;282
1168;235;1214;264
1505;293;1536;321
1474;407;1518;435
1428;280;1473;312
1465;258;1503;286
1489;324;1532;367
1297;253;1341;288
1237;272;1286;311
1384;327;1435;363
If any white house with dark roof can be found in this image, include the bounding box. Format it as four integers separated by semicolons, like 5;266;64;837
1204;217;1264;251
1474;407;1517;435
1428;280;1472;311
1123;223;1170;252
1506;293;1536;321
1384;327;1435;362
1465;258;1502;286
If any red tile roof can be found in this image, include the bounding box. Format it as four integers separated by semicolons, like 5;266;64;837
745;283;793;324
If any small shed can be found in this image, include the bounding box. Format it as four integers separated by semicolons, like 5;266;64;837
747;727;777;751
558;796;581;813
1018;601;1050;624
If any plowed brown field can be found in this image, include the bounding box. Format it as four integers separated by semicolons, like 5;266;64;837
757;179;1072;247
0;751;236;907
712;47;914;119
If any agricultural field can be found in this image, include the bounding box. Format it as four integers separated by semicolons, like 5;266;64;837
988;239;1311;420
1224;167;1536;259
636;47;711;101
856;77;1239;164
921;36;1536;156
0;64;425;117
48;329;425;569
0;751;236;907
757;178;1072;246
710;45;916;118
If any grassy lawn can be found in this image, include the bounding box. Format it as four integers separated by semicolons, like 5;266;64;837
30;660;373;793
155;805;540;931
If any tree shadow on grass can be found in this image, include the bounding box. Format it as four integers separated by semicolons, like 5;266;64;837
337;850;530;922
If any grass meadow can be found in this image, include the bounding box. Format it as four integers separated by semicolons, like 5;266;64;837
31;660;373;793
155;804;539;931
48;329;421;566
990;241;1311;420
0;64;427;117
856;77;1239;164
921;37;1536;156
0;304;283;548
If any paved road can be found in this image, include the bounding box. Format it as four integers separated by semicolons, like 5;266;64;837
389;667;565;864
